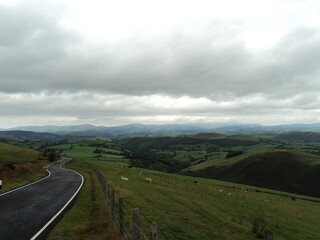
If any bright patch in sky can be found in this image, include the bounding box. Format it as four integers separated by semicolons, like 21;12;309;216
243;24;286;50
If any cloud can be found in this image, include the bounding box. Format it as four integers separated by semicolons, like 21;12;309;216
1;0;320;127
1;91;320;127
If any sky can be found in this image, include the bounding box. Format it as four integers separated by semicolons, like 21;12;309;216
1;0;320;128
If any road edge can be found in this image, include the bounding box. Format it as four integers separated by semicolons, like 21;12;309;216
0;162;54;197
30;161;84;240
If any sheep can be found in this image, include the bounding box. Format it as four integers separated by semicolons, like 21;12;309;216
121;176;128;181
145;177;152;183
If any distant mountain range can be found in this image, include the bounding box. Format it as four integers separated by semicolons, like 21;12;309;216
4;122;320;138
7;123;204;138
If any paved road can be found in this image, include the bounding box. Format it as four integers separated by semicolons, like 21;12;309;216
0;158;83;240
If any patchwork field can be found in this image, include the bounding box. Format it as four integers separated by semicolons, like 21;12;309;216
52;142;125;162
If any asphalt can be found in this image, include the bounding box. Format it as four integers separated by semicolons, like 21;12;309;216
0;158;83;240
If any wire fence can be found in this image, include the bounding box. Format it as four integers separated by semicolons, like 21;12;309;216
93;169;167;240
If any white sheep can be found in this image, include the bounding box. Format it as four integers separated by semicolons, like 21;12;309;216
121;176;128;181
145;177;152;183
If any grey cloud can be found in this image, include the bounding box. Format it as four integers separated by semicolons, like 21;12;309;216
1;1;320;110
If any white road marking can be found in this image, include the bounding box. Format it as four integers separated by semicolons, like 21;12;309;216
30;160;84;240
0;162;55;197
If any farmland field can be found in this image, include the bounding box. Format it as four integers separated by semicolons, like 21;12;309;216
65;158;320;240
52;142;126;162
46;135;320;239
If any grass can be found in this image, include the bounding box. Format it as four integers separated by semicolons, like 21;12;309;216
0;162;48;192
47;169;120;240
184;143;280;172
0;142;48;193
68;159;320;240
52;143;126;163
0;142;40;162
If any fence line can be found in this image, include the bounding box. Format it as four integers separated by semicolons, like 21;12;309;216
93;168;169;240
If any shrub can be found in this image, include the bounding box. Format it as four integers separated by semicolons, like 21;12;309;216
226;151;243;158
251;216;266;238
4;163;15;170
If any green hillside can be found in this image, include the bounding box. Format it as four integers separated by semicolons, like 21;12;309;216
64;159;320;240
120;134;259;151
183;149;320;197
0;142;47;192
275;131;320;142
0;142;40;162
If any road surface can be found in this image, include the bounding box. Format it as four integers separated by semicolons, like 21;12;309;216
0;158;83;240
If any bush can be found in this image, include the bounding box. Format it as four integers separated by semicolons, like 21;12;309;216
48;152;57;162
4;163;15;170
251;216;266;238
226;151;243;158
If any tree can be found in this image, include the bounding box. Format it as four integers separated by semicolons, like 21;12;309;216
48;152;56;162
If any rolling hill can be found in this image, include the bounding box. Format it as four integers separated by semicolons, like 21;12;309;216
275;131;320;142
120;133;259;151
183;149;320;197
0;142;40;162
9;123;205;137
0;130;61;142
8;122;320;137
0;142;47;192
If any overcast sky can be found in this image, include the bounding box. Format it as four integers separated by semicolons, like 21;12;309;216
1;0;320;128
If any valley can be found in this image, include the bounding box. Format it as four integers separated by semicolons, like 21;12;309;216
1;128;320;239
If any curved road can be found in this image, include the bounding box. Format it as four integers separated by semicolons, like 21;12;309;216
0;158;83;240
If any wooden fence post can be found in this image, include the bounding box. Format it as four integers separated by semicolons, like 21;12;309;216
150;222;158;240
105;183;109;204
133;208;141;240
111;190;115;221
119;197;124;237
107;185;111;206
103;184;108;204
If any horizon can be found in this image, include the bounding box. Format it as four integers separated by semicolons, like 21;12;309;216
1;1;320;128
2;121;320;130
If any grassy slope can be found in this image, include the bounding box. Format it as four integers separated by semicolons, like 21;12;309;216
183;142;279;171
68;159;320;240
0;142;40;162
53;143;125;161
47;169;120;240
184;149;320;197
0;142;47;192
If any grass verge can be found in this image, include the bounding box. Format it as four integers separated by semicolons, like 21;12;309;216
68;159;320;240
0;161;48;193
47;168;120;240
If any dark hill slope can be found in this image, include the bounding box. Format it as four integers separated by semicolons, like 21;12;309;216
183;150;320;197
120;135;259;152
0;130;61;141
275;131;320;142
